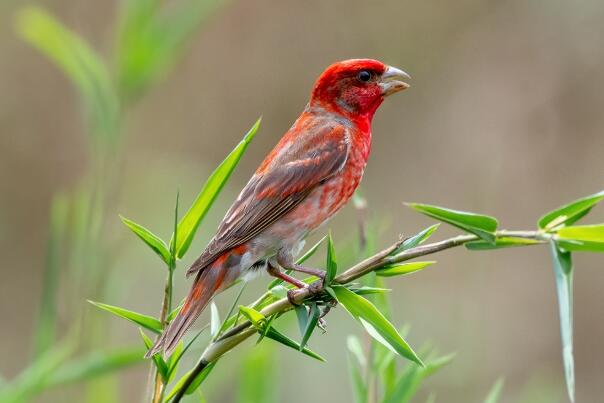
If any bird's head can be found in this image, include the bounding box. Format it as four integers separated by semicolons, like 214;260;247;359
310;59;410;120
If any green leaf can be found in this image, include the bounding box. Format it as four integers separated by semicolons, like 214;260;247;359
171;118;260;258
347;286;392;296
549;241;574;402
33;194;68;359
16;6;119;140
115;0;223;99
406;203;497;242
217;283;247;336
326;232;338;283
466;237;540;251
294;305;309;339
393;224;440;254
88;300;162;333
346;340;367;403
333;286;423;366
267;235;327;289
300;303;321;350
139;329;168;381
483;378;505;403
45;347;144;388
539;190;604;231
239;306;325;361
120;215;170;264
382;351;454;403
557;224;604;252
376;261;435;277
164;362;217;401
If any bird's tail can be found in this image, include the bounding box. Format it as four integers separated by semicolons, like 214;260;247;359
146;254;233;358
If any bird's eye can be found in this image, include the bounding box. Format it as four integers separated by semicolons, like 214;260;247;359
357;70;372;83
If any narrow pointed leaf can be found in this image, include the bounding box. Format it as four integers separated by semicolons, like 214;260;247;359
376;261;435;277
347;285;391;296
466;237;540;250
300;302;321;350
483;378;505;403
167;325;208;380
45;347;144;388
549;241;575;402
406;203;497;242
326;232;338;283
557;224;604;252
172;118;260;258
394;224;440;254
88;301;162;333
333;286;423;366
294;305;309;339
16;6;119;139
217;283;247;336
539;190;604;231
120;216;170;264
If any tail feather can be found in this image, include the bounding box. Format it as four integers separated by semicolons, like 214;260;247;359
146;265;227;358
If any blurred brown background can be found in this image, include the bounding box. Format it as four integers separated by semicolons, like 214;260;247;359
1;0;604;402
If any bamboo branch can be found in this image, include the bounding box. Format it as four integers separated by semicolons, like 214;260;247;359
172;229;549;402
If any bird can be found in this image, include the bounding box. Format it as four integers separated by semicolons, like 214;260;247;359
147;59;410;357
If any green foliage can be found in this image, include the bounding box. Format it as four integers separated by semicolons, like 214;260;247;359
238;306;325;361
16;6;120;141
120;215;171;264
376;261;435;277
171;118;261;259
326;232;338;283
334;286;423;366
115;0;224;100
483;378;505;403
539;190;604;231
88;300;163;333
557;224;604;252
394;224;440;254
406;203;498;242
549;242;574;402
32;194;68;359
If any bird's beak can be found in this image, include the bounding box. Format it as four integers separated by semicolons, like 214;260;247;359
380;65;411;96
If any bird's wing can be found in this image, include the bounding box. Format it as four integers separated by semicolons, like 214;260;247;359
186;123;350;277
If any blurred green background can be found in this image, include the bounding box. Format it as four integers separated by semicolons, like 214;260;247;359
1;0;603;402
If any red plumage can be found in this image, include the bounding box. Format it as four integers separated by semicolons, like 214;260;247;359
148;59;410;357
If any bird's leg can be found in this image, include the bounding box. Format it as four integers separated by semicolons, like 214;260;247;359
266;262;307;305
277;251;326;294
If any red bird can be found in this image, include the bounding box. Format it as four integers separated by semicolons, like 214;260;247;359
148;59;410;357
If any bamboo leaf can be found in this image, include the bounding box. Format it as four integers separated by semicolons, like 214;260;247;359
46;347;144;388
120;215;170;264
300;302;321;350
539;190;604;231
483;378;505;403
376;261;435;277
16;6;119;139
393;224;440;254
406;203;497;242
171;118;260;259
549;241;575;402
333;286;423;366
326;232;338;284
88;300;162;333
557;224;604;252
33;194;68;359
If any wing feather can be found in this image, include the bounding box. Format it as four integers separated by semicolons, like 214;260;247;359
186;123;349;277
